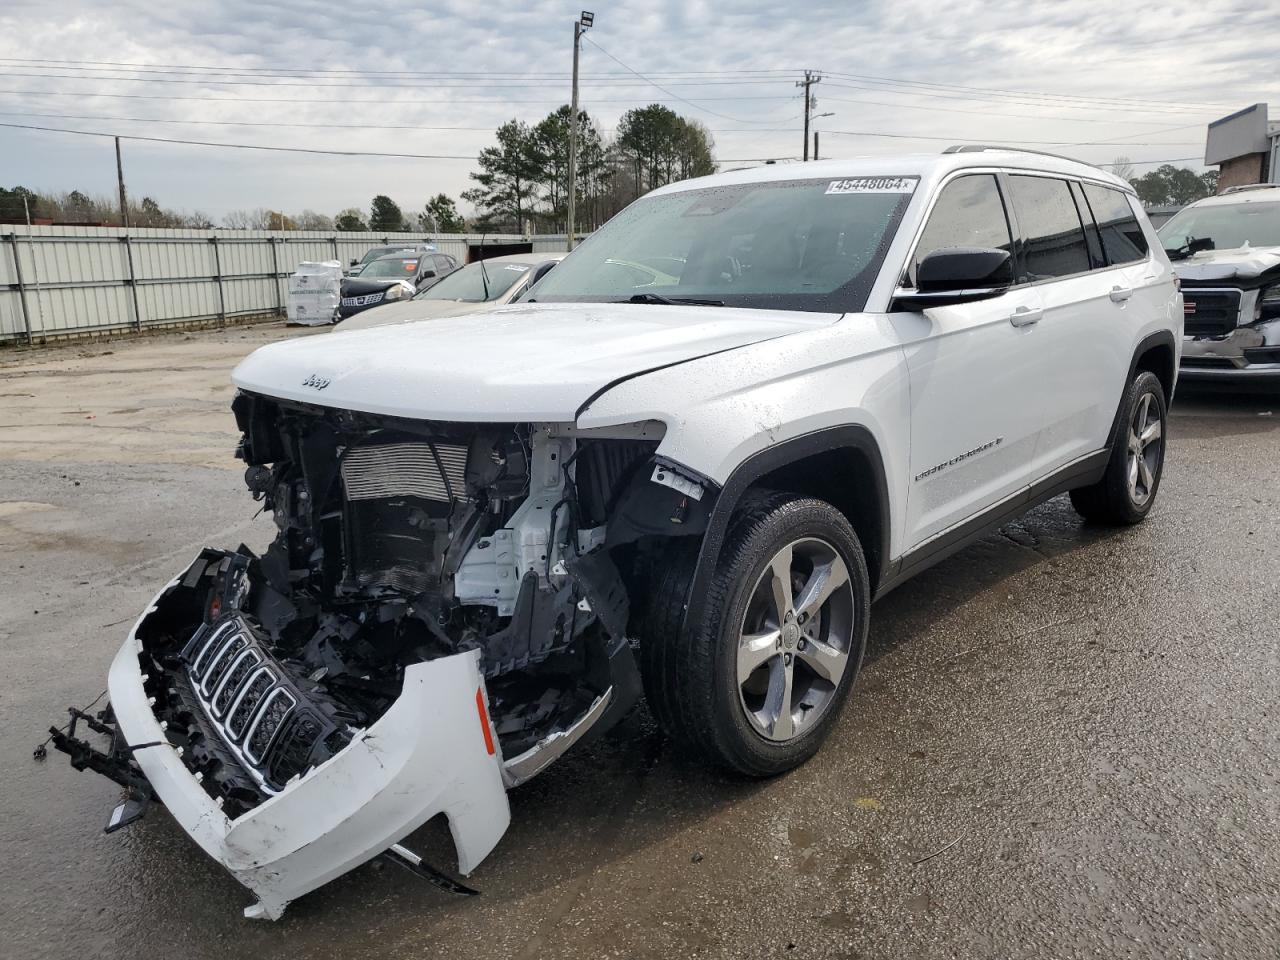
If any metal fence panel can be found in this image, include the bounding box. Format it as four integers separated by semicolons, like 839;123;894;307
1;227;570;344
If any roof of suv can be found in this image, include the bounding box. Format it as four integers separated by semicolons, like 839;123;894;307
650;149;1134;198
1182;183;1280;209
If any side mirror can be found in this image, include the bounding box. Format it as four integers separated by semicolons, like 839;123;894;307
893;247;1012;310
350;258;359;267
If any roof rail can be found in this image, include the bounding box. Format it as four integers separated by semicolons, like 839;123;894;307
1223;183;1280;194
942;144;1106;172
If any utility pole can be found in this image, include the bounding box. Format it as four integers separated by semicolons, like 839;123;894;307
114;136;130;227
814;131;819;162
566;11;594;251
797;70;822;162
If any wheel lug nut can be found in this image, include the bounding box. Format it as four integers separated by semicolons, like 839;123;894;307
783;653;793;666
797;638;806;650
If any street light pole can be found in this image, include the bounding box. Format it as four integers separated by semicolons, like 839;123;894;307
566;11;593;251
811;112;834;162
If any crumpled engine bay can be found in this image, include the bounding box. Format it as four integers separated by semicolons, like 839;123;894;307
47;390;709;917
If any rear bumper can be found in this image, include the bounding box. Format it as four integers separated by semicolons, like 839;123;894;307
106;576;511;920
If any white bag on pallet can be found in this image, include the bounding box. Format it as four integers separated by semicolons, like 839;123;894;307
287;261;342;326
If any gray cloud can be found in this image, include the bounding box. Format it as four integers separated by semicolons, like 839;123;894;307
0;0;1276;219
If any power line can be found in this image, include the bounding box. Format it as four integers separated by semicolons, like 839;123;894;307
821;128;1199;147
0;119;787;163
814;90;1208;126
0;66;798;88
0;121;479;158
821;81;1208;117
0;57;803;78
0;85;797;106
0;109;799;135
822;70;1231;110
0;58;1245;112
0;69;804;92
0;110;509;132
580;37;789;124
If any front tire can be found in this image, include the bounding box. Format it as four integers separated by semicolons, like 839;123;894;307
640;492;870;777
1070;370;1167;525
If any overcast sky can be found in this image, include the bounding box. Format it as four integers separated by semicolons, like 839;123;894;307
1;0;1276;223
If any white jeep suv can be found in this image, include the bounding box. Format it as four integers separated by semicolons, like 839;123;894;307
50;148;1181;919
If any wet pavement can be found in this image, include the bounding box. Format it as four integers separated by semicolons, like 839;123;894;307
1;329;1277;959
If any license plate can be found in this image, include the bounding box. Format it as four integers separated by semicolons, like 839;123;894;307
341;294;382;307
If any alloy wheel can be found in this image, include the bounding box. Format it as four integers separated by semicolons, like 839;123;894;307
736;537;856;742
1126;391;1163;506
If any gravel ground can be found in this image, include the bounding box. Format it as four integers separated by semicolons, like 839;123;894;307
1;326;1276;959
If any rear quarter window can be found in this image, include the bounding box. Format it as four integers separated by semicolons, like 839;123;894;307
1081;184;1149;265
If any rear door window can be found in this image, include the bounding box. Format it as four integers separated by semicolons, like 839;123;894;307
1008;175;1091;282
1081;184;1149;265
910;174;1013;286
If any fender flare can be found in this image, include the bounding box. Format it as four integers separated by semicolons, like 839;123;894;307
1106;329;1177;450
675;425;891;644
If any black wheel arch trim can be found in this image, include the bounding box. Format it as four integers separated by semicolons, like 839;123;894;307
1107;329;1176;449
674;424;892;645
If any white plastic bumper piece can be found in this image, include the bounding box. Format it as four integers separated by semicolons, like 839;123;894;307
107;579;512;920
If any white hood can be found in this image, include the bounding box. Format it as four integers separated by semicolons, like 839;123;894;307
335;297;490;331
1171;246;1280;282
233;302;837;422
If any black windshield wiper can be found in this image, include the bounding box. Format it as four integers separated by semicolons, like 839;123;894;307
620;292;725;306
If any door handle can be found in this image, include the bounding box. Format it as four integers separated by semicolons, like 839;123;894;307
1009;305;1043;327
1109;285;1133;302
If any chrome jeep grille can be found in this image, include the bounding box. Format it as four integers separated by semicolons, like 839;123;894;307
183;616;299;793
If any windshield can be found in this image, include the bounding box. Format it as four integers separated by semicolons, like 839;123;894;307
415;260;530;302
361;257;419;279
1158;200;1280;255
530;176;916;313
361;246;415;265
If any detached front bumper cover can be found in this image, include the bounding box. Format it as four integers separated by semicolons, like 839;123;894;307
58;570;512;920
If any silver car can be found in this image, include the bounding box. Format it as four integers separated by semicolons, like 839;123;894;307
337;252;564;331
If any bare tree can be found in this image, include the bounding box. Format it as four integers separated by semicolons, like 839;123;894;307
1110;157;1136;183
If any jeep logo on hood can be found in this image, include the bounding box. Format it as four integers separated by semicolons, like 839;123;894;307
301;373;330;390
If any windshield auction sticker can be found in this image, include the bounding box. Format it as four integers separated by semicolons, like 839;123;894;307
826;177;917;195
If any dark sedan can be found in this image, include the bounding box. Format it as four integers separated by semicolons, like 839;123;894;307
338;252;459;319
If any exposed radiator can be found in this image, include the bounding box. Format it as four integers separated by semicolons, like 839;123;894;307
341;442;468;503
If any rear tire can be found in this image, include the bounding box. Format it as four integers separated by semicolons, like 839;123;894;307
1070;370;1167;525
638;491;870;777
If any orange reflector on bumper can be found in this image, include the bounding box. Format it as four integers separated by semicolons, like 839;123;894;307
475;688;495;755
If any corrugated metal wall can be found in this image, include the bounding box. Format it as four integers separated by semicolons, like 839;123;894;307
0;227;575;343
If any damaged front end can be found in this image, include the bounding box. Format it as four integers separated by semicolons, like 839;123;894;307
49;392;708;919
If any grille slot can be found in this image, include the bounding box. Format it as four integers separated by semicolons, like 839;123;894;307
201;634;247;695
1182;289;1241;337
341;441;468;503
212;650;261;716
244;688;297;764
227;667;276;738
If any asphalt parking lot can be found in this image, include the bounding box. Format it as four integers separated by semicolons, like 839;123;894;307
1;325;1277;959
